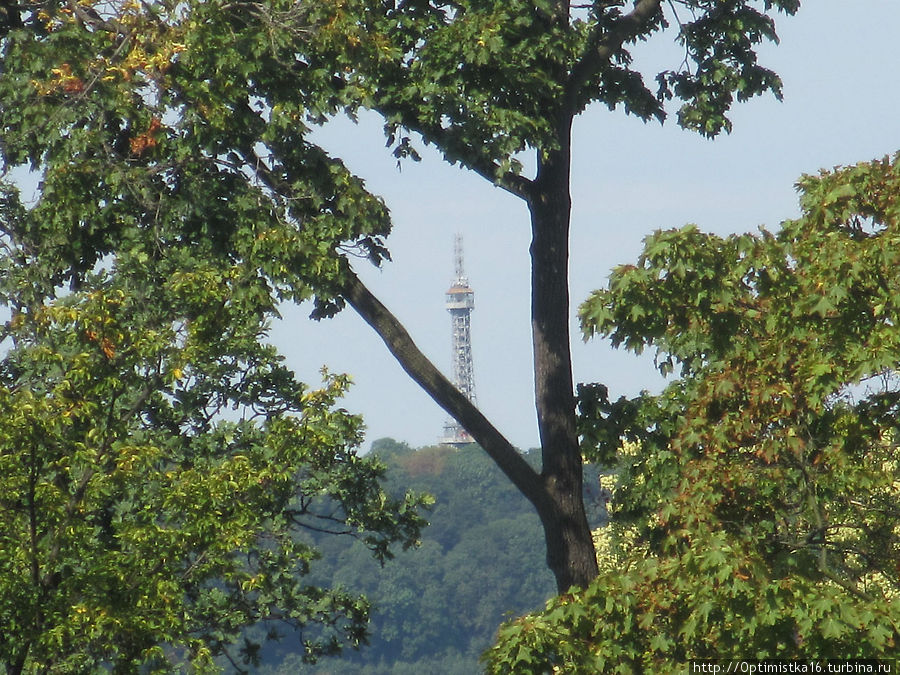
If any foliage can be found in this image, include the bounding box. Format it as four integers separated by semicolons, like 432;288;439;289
484;155;900;672
254;440;607;674
308;0;800;167
0;0;391;314
0;189;427;671
0;3;430;669
0;0;805;594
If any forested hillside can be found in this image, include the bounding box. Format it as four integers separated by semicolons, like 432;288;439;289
255;440;608;674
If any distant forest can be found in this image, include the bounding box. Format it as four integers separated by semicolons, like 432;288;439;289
252;439;609;674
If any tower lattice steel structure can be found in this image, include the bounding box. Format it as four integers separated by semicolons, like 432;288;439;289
441;234;476;446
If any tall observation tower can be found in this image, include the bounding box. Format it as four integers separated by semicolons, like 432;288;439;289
441;234;476;446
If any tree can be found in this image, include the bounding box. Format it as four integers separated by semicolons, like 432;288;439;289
289;0;801;592
0;14;427;675
0;0;800;594
483;155;900;672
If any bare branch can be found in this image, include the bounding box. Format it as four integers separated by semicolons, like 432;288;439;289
340;270;543;502
380;109;535;203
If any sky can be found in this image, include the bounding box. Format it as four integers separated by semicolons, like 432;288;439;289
269;0;900;452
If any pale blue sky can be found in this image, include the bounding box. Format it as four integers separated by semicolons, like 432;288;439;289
271;1;900;452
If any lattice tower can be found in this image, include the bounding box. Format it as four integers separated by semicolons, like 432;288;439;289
441;234;476;445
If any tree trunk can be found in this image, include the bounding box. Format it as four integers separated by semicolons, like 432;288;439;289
343;252;599;591
528;112;599;591
337;0;670;595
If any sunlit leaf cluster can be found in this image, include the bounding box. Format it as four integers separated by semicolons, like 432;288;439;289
0;192;427;670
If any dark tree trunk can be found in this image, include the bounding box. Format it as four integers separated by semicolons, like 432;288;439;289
528;113;599;591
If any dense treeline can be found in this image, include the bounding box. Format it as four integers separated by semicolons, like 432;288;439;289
254;439;608;673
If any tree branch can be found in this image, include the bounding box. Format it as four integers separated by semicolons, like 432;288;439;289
340;270;543;502
566;0;663;108
282;51;535;201
424;126;534;201
379;105;535;203
230;132;540;499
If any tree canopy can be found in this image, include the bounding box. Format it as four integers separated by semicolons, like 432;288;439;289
253;439;590;674
484;155;900;673
0;0;802;610
0;2;428;669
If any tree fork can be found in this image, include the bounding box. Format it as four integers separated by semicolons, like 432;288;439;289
331;0;673;595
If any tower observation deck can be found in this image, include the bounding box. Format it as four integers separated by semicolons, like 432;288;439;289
441;234;476;446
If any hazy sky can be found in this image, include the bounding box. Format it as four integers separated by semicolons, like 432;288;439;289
269;1;900;452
